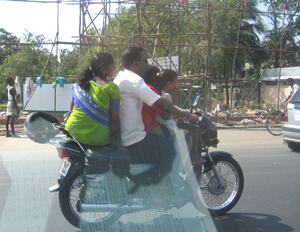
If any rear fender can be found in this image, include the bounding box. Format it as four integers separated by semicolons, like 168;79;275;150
49;165;83;192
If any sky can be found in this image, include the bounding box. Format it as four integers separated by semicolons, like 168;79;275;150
0;0;114;50
0;1;269;45
0;1;78;50
0;1;297;50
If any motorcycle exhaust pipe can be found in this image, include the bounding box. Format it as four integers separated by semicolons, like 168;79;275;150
76;200;145;213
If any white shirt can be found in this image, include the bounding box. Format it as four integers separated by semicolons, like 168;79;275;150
113;69;161;146
25;77;35;98
288;84;299;96
14;76;21;95
7;86;15;101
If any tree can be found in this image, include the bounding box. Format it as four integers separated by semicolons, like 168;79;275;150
210;0;266;104
0;30;57;103
262;0;300;68
0;30;56;80
58;47;80;78
0;28;19;65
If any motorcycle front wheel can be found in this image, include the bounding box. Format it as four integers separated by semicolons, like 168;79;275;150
59;172;121;230
195;155;244;216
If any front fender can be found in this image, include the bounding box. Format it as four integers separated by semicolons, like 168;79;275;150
202;151;233;171
209;151;232;159
49;166;82;192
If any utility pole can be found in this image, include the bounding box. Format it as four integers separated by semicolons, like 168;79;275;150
204;0;213;114
277;6;286;109
230;2;243;110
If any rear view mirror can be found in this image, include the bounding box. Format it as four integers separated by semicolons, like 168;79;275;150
192;95;201;107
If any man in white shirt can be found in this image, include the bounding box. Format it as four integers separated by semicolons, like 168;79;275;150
114;46;197;187
284;77;299;103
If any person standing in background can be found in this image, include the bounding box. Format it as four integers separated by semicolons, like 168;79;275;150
6;77;20;137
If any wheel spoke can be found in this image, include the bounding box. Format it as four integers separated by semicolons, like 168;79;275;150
67;175;116;223
198;160;241;210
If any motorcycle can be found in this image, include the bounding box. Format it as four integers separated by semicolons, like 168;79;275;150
24;96;244;230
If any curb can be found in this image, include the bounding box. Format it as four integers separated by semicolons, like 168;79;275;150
0;118;64;125
0;116;265;125
0;117;267;131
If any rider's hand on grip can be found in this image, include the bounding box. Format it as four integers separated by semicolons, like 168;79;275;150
187;113;198;122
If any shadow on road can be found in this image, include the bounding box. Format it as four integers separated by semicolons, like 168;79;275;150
214;213;293;232
0;155;12;218
108;214;212;232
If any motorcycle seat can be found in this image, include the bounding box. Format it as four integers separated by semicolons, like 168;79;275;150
85;145;131;177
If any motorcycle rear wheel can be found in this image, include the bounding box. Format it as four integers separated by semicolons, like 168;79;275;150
59;172;121;230
195;156;244;216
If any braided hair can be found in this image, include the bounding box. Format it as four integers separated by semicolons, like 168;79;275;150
78;52;114;92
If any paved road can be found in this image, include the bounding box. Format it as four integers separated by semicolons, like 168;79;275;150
0;128;299;232
0;131;215;232
211;128;300;232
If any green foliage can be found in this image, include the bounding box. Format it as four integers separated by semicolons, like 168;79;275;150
0;30;58;102
0;28;20;65
0;0;299;106
261;0;300;68
0;30;56;80
58;48;80;77
216;94;225;102
212;0;266;77
249;103;263;110
223;104;230;111
0;47;54;79
0;81;7;104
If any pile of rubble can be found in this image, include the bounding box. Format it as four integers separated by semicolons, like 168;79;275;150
206;108;269;128
0;107;270;132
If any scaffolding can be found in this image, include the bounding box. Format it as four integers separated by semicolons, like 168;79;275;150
74;0;216;111
3;0;261;112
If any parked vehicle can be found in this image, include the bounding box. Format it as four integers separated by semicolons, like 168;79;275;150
24;97;244;230
283;89;300;151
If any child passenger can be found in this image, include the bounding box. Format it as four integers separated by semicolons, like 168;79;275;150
142;67;202;163
159;69;180;105
141;65;173;138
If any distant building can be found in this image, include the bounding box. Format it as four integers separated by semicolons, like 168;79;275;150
261;66;300;107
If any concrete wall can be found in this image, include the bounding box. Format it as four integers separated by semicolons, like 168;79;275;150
262;82;287;108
